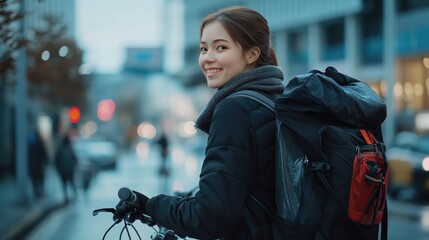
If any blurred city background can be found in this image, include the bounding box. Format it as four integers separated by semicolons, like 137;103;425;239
1;0;429;239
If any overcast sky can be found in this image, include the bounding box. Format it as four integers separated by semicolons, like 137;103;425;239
75;0;165;74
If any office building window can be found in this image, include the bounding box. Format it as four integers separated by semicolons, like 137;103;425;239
360;0;383;65
321;19;345;61
288;30;308;64
397;25;429;55
398;0;429;12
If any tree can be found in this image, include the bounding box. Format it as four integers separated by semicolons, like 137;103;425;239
0;0;25;84
26;15;90;113
0;0;26;176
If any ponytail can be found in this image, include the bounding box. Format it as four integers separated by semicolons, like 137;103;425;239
269;47;278;66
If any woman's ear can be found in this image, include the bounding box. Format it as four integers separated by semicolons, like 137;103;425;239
245;47;261;65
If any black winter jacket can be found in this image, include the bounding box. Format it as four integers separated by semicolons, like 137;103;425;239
146;93;277;239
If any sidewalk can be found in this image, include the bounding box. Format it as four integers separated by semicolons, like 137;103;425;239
0;165;66;240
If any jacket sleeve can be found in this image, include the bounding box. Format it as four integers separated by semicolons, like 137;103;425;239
146;98;257;239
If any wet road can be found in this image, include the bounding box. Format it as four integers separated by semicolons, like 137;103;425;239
25;147;429;240
25;146;201;240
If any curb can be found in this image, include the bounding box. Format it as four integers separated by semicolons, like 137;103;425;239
3;201;67;240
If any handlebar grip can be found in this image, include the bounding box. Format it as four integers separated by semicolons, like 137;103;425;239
118;187;137;206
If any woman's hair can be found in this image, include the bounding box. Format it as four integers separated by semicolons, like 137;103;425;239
200;6;278;67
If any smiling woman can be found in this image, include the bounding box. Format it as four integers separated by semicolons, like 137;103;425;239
116;6;285;240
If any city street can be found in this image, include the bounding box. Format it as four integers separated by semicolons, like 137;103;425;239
24;145;429;240
3;1;429;240
24;144;202;240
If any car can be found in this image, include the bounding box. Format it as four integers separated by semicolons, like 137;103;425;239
386;131;429;199
72;138;119;171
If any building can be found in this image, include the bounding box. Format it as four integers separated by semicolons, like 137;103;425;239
181;0;429;145
0;0;76;193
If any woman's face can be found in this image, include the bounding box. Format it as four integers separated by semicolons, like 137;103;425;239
199;21;249;89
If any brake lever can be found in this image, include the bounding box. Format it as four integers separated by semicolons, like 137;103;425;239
93;208;117;216
93;208;121;221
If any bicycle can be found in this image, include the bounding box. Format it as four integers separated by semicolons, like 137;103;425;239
93;187;180;240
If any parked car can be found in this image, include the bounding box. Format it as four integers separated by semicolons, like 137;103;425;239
386;131;429;199
72;137;119;171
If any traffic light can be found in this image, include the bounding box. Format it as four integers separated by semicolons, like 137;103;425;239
69;106;81;123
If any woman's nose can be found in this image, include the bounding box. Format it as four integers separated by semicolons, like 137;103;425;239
202;50;215;62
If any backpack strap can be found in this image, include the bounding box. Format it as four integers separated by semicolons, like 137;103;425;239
229;90;275;239
381;202;388;240
229;90;275;113
360;129;380;144
359;130;387;158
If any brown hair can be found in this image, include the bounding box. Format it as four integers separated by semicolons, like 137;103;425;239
200;6;278;67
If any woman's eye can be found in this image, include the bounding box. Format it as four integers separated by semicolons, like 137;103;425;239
200;47;207;53
217;45;227;50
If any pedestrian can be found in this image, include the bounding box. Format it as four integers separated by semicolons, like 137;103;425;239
155;130;169;177
117;6;283;239
27;126;48;199
54;130;78;203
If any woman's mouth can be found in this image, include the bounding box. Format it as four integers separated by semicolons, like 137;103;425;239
206;68;222;77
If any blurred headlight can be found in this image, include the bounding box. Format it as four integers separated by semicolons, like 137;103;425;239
422;157;429;171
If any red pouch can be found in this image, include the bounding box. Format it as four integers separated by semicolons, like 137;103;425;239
348;130;389;225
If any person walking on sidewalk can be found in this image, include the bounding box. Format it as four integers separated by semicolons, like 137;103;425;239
54;130;78;203
117;6;283;239
155;130;170;177
27;125;48;199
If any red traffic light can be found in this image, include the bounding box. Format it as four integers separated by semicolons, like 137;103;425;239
69;106;81;123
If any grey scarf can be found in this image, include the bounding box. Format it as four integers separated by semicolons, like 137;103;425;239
195;65;285;133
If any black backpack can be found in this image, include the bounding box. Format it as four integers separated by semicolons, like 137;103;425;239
233;67;389;240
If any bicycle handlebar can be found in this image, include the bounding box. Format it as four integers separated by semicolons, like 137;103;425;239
118;187;138;206
93;187;179;240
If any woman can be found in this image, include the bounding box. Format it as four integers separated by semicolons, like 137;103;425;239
120;6;284;239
